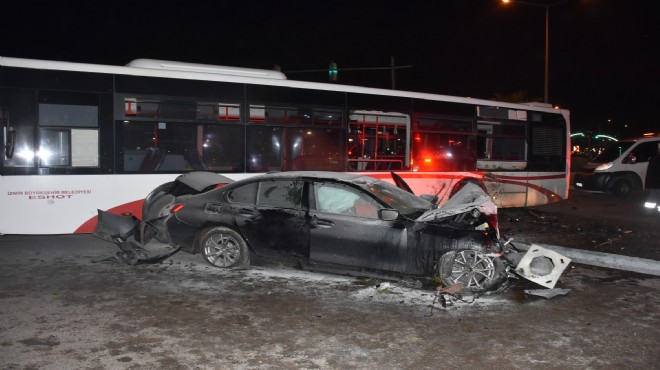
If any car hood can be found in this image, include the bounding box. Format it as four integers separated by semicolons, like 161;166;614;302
415;182;497;222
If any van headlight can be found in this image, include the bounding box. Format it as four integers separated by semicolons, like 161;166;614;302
595;162;613;171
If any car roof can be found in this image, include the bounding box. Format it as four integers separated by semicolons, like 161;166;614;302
250;171;372;183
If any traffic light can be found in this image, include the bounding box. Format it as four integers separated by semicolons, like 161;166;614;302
329;61;338;82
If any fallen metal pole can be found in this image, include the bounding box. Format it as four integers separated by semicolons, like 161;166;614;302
514;242;660;277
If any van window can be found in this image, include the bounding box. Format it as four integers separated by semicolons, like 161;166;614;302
591;141;634;163
630;141;660;163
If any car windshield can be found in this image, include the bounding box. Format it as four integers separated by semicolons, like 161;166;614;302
354;177;432;217
591;141;634;163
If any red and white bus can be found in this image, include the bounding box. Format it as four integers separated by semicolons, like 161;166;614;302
0;57;570;235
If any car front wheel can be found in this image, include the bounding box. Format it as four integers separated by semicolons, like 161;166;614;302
437;250;505;292
198;227;249;268
612;178;633;199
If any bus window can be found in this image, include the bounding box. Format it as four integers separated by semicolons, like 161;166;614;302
347;112;409;171
37;102;99;169
412;132;476;172
247;104;344;172
121;99;245;173
477;121;527;170
411;114;475;172
122;121;209;172
38;129;70;166
285;127;344;171
201;123;244;172
246;126;282;172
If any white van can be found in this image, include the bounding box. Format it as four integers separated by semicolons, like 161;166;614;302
574;136;660;198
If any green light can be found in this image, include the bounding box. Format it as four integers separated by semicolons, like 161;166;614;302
594;135;618;141
329;61;338;82
570;132;585;137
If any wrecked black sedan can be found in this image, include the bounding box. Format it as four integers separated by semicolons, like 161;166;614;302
95;171;515;291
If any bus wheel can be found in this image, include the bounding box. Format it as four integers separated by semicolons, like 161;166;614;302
437;250;506;292
612;179;633;199
198;227;249;268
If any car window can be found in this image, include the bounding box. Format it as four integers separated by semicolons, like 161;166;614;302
257;180;303;208
227;182;258;204
314;182;380;219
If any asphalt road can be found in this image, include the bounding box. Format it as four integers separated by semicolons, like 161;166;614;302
1;189;659;369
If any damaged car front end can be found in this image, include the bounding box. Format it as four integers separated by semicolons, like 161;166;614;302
94;171;570;292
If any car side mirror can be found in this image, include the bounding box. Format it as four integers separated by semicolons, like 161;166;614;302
624;153;637;164
379;209;399;221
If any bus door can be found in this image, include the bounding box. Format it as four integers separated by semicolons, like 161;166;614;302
0;88;36;173
476;120;529;207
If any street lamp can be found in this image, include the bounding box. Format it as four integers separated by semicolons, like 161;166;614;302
502;0;567;103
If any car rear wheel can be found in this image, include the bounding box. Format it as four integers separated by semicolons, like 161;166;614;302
437;250;505;292
199;227;249;268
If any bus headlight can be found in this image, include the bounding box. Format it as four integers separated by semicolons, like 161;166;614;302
595;162;613;171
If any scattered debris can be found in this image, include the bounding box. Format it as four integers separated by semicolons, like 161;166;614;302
376;282;392;293
525;288;571;299
514;245;571;289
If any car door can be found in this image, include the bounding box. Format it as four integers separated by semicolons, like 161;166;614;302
628;140;660;186
229;179;308;258
308;181;408;273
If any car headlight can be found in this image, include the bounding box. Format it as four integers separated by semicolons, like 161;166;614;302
595;162;613;171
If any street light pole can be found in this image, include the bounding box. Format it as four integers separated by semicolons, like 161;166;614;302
502;0;567;103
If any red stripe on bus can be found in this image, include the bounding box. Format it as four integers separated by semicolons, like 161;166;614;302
368;172;566;181
369;172;565;200
489;174;566;181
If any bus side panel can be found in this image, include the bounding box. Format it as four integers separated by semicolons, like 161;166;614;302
0;174;178;234
486;171;567;207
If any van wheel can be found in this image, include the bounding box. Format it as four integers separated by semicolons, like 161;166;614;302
612;179;632;199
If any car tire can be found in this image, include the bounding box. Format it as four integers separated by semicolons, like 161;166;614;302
612;179;633;199
437;250;506;292
198;227;250;268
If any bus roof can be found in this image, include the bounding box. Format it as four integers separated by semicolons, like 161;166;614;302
0;56;567;116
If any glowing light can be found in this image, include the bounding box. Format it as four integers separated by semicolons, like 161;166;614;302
36;149;52;161
17;148;35;160
594;134;618;141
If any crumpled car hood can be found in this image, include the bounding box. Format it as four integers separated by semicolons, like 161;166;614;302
416;182;497;222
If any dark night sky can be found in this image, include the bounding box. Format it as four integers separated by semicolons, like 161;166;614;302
2;0;658;136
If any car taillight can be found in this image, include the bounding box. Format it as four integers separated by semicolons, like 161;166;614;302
214;183;227;189
170;204;185;213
